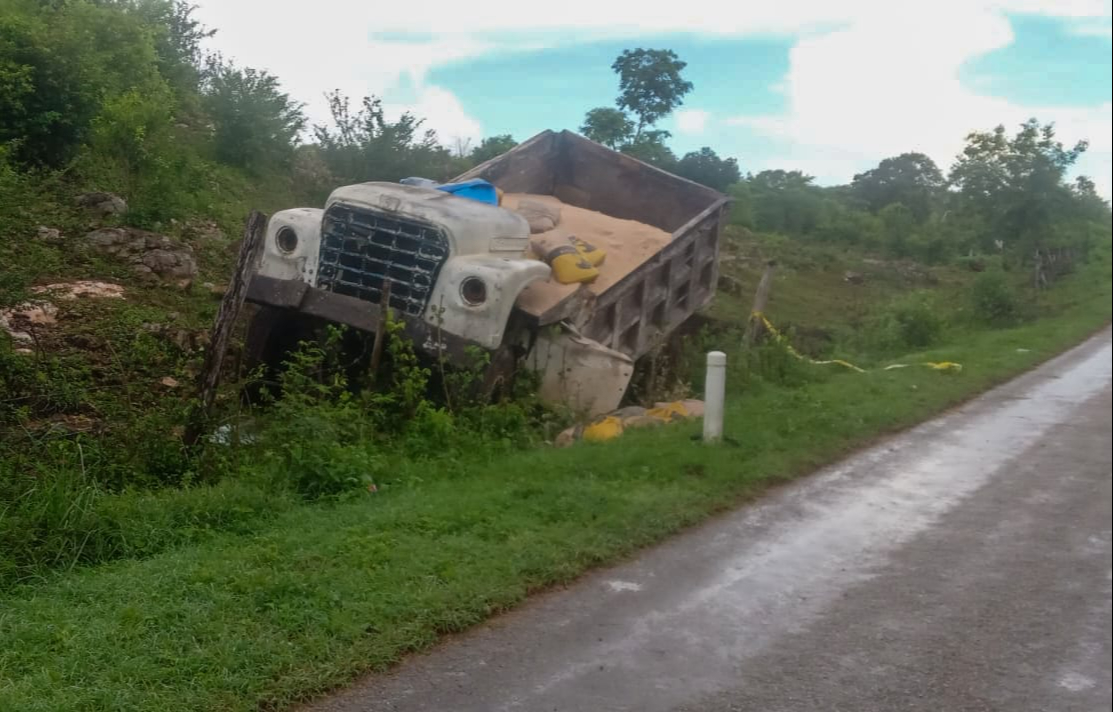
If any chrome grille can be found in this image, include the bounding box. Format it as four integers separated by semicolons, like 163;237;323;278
316;204;449;317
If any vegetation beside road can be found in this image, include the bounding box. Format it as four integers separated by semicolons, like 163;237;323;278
2;2;1112;710
1;246;1109;712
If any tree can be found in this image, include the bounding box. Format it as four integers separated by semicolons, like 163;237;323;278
1069;176;1111;223
202;58;306;173
620;130;677;170
674;147;740;192
612;49;693;140
878;202;916;256
746;170;824;235
123;0;214;91
313;91;458;183
851;152;943;222
580;107;633;148
469;134;516;164
0;0;161;166
949;119;1087;253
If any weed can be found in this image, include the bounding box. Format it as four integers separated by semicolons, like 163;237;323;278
971;271;1022;326
867;291;947;353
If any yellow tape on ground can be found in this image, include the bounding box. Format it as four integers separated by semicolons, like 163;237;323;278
753;312;961;374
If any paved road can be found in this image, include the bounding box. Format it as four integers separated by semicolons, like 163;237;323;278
312;331;1112;712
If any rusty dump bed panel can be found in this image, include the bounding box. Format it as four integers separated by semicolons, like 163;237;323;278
454;130;729;360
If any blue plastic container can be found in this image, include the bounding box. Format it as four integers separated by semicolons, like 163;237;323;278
435;179;499;206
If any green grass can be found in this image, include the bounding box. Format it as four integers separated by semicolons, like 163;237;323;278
708;227;977;349
1;267;1109;711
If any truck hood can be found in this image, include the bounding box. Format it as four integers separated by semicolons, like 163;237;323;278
326;182;530;256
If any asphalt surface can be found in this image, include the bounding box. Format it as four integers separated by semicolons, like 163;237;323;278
311;330;1112;712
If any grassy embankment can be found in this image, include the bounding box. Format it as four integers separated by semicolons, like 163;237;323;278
1;231;1109;711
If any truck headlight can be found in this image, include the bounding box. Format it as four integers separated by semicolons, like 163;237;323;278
276;226;299;254
460;277;487;306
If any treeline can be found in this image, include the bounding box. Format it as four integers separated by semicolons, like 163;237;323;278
1;0;1109;269
0;0;516;233
572;47;1109;267
724;127;1110;266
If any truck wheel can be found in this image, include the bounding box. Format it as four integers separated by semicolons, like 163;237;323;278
478;343;524;403
242;306;317;401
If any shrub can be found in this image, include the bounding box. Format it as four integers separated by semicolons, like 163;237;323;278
971;272;1021;326
889;292;945;349
75;87;217;226
859;291;945;354
250;333;381;498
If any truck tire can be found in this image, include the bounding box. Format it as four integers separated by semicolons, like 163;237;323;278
242;306;318;401
479;343;521;402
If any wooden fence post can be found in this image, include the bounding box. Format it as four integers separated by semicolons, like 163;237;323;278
368;280;393;378
745;260;777;348
183;210;267;448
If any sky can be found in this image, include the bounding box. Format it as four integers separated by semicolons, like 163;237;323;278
194;0;1113;197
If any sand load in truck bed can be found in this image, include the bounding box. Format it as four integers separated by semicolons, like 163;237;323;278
503;193;672;320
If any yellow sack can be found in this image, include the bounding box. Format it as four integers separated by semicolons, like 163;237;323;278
925;361;963;372
547;245;599;285
570;236;606;267
583;416;623;442
646;401;690;423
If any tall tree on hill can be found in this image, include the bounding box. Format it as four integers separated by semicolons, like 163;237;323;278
581;48;696;169
612;48;693;140
851;152;943;222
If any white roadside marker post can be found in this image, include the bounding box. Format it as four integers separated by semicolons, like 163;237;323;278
703;351;726;443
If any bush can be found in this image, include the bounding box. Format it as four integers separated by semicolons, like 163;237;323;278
861;291;946;353
0;0;161;166
971;272;1021;326
74;86;220;227
907;231;954;265
890;293;945;348
249;335;381;498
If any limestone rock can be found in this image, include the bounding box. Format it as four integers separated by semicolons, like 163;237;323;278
85;227;198;287
75;191;127;217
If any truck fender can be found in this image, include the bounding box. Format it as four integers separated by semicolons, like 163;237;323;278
256;208;323;285
424;256;551;350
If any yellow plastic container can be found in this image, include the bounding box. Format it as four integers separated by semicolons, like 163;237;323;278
546;245;599;284
570;236;606;267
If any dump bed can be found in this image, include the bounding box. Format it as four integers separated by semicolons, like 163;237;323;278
454;130;730;360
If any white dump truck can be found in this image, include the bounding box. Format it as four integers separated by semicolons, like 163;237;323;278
245;130;729;414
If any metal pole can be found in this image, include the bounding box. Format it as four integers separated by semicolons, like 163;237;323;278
703;351;726;443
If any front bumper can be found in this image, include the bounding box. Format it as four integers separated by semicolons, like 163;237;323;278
245;274;474;358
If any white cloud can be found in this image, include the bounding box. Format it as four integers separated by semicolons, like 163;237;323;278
194;2;494;140
386;85;484;150
194;0;1111;192
675;109;711;134
196;0;1110;104
728;5;1112;196
1070;18;1113;37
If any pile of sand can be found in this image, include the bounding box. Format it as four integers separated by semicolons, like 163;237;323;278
502;193;671;319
